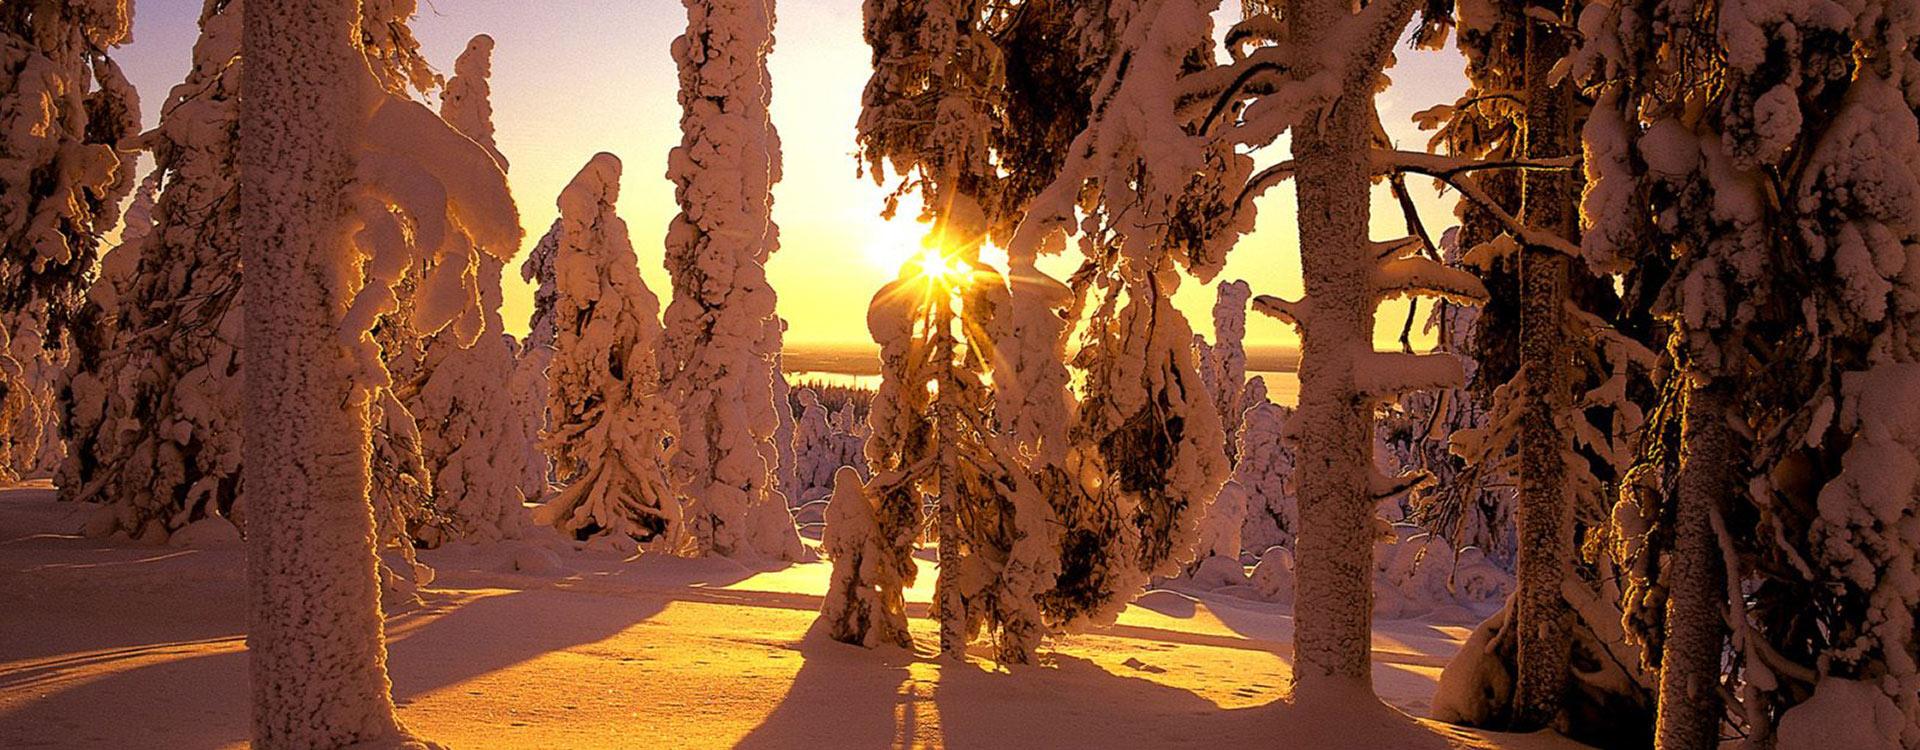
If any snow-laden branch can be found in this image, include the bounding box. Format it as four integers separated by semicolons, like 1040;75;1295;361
1252;294;1311;329
1232;159;1296;215
1374;255;1490;304
1354;350;1468;402
1374;149;1583;257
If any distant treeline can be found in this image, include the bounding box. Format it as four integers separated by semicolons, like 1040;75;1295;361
786;379;873;423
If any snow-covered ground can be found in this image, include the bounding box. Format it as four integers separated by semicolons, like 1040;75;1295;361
0;483;1578;749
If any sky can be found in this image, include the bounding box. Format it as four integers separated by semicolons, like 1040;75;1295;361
112;1;1469;351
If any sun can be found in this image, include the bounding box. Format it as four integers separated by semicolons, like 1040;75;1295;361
913;246;972;287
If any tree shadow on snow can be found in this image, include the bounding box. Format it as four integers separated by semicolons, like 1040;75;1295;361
733;632;929;749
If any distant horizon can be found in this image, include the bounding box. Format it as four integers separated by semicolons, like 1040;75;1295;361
783;340;1302;377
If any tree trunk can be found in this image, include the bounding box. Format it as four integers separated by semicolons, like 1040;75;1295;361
1511;11;1576;730
241;1;418;747
1286;0;1378;695
1655;379;1731;750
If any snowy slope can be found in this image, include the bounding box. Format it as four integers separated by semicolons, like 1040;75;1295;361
0;484;1582;749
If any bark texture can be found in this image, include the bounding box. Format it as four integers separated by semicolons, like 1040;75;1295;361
1655;380;1731;750
1285;0;1378;692
240;0;414;746
1511;10;1576;729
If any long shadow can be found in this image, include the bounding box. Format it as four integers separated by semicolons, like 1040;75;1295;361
0;540;762;747
733;633;924;749
926;653;1460;750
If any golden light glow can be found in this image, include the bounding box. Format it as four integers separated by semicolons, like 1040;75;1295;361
913;246;971;288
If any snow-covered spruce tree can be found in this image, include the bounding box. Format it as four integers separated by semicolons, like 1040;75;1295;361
1202;279;1253;462
850;249;1058;662
532;154;683;550
1577;0;1920;744
511;220;560;501
1236;381;1298;555
242;0;519;742
792;388;838;504
57;0;243;541
816;462;915;648
1384;1;1660;739
1;0;140;480
769;320;799;509
661;0;801;561
355;0;452;565
1397;230;1514;565
408;34;535;545
993;0;1242;631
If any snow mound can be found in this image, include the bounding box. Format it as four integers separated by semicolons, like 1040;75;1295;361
167;517;243;548
1777;678;1905;750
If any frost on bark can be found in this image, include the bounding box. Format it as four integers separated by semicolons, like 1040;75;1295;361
661;0;800;561
532;154;683;551
410;34;535;545
1;0;139;481
243;0;520;738
1509;7;1577;728
1654;380;1733;750
59;0;241;540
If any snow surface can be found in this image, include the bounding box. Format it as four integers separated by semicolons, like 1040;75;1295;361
0;483;1581;749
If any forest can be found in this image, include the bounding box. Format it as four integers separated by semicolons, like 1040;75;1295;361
2;0;1917;748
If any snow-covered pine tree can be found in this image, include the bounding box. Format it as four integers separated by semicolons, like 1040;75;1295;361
243;0;519;741
660;0;800;561
532;154;683;549
57;0;243;541
1;0;140;481
409;34;535;544
1578;0;1920;744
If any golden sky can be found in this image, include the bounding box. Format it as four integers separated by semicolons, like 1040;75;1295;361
118;0;1469;351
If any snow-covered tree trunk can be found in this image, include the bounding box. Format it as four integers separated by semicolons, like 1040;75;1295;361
1654;378;1731;750
534;154;683;550
662;0;799;561
239;0;417;744
1510;12;1576;728
1285;0;1384;692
